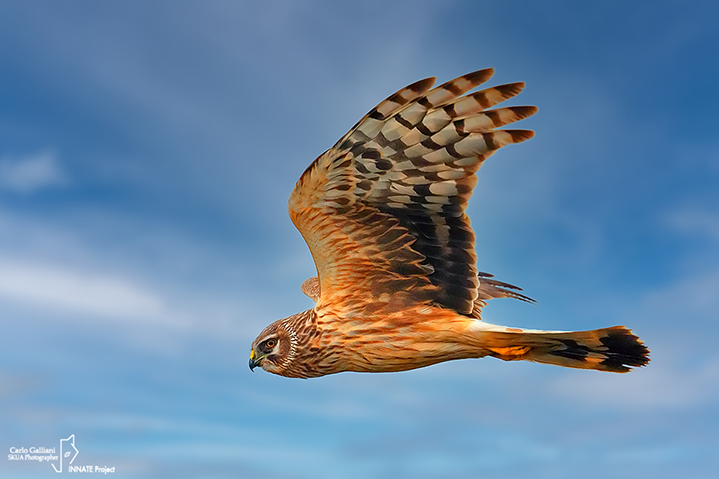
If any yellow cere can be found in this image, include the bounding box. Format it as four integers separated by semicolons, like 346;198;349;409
250;350;256;360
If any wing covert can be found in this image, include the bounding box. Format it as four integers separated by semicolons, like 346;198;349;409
289;69;536;317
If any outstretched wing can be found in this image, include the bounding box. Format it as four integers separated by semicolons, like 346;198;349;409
289;69;536;318
303;272;535;320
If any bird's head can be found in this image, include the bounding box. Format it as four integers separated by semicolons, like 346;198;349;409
249;318;298;375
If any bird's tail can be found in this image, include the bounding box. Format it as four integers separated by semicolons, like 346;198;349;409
466;323;649;372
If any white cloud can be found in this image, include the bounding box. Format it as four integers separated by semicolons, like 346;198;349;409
549;357;719;410
666;208;719;243
639;270;719;322
0;257;172;323
0;150;66;192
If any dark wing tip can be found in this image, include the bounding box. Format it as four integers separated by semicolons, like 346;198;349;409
464;68;495;85
408;77;437;93
511;105;539;119
496;82;526;96
506;129;535;143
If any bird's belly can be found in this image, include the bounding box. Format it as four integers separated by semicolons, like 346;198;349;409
333;326;481;373
307;307;481;375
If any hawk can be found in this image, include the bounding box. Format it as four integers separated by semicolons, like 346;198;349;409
249;69;649;378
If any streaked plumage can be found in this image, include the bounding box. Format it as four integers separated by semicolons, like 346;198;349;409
249;69;649;378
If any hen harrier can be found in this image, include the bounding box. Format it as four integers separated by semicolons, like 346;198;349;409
249;69;649;378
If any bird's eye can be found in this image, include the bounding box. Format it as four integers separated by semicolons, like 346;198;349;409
265;338;277;349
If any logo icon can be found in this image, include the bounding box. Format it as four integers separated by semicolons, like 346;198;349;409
51;435;78;473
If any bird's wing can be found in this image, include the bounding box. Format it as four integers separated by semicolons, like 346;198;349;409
301;276;321;303
288;69;536;318
470;272;535;319
303;272;534;319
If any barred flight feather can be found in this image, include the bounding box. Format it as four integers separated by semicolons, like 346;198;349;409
290;69;535;316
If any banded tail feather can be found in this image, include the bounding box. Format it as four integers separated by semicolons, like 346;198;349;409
468;323;649;372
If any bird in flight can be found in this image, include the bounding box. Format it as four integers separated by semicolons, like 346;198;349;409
249;69;649;378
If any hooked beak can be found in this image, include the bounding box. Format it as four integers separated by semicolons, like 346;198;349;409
249;350;262;371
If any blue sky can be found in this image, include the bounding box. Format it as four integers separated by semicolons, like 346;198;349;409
1;1;718;478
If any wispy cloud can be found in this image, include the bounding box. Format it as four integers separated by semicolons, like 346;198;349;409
0;257;171;323
0;150;66;192
666;208;719;243
639;269;719;321
550;357;719;410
